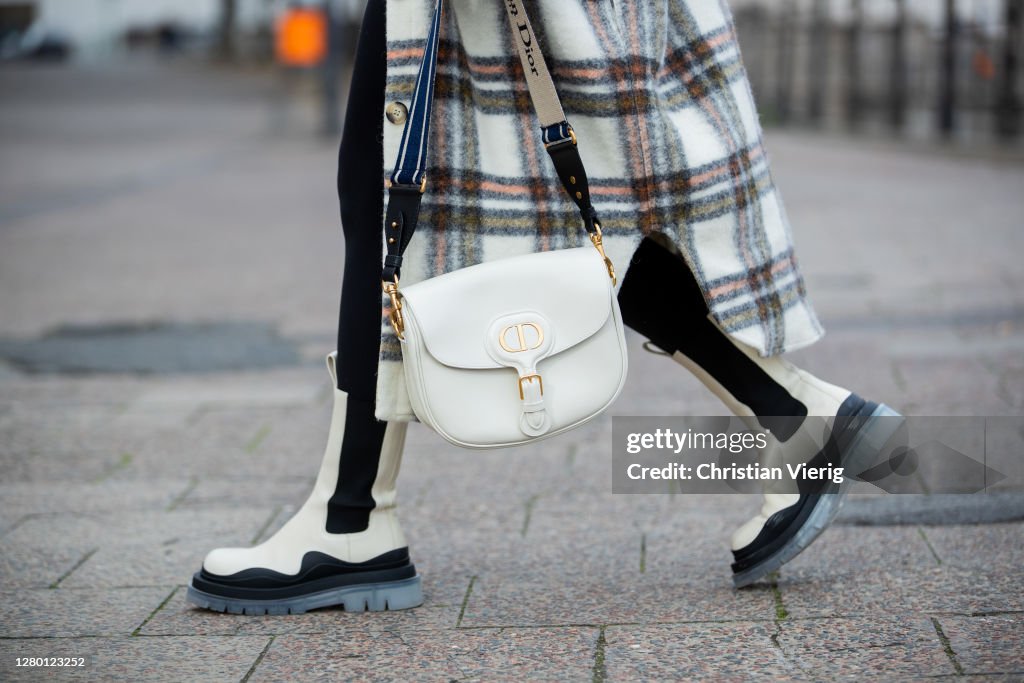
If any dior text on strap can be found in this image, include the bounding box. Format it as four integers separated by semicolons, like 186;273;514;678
380;0;627;449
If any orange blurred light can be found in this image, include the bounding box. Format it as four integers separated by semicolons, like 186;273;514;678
972;49;996;81
275;8;328;67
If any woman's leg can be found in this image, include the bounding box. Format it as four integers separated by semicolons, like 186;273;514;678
336;0;386;401
617;234;902;587
329;0;390;536
187;0;422;615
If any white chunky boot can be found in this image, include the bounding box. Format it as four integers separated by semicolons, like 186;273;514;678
723;388;901;588
186;353;422;615
618;235;902;587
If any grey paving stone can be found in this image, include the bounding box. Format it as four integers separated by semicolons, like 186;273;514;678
604;622;796;681
140;569;469;636
778;567;1024;619
401;493;522;542
642;514;762;572
0;405;128;456
0;480;190;517
891;568;1024;616
523;491;756;575
131;370;321;410
787;334;908;404
121;448;316;482
775;568;909;618
0;374;148;408
400;627;599;682
396;444;591;543
0;405;160;479
532;497;741;577
781;525;940;572
839;493;1024;525
0;397;185;485
888;358;1006;415
992;365;1024;411
246;627;597;682
246;631;463;682
109;405;330;481
409;491;771;624
401;424;593;499
0;587;172;637
524;497;675;549
0;635;271;683
107;405;200;431
777;615;956;678
399;520;530;579
983;420;1024;492
60;540;216;589
0;450;125;485
173;478;312;511
460;565;775;628
533;486;744;528
0;511;26;537
938;614;1024;675
899;401;1022;419
0;541;87;589
3;508;275;555
921;523;1024;570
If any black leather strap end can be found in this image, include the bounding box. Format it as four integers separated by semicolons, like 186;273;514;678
382;184;425;280
546;142;599;234
580;205;600;234
383;253;403;275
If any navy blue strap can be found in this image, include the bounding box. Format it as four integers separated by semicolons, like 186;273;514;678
389;0;443;189
382;0;599;283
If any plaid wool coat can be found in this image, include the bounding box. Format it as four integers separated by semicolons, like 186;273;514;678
375;0;824;421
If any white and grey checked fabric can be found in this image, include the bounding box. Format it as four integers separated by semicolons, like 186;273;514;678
374;0;824;421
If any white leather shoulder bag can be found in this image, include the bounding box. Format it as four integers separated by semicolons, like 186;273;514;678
380;0;627;449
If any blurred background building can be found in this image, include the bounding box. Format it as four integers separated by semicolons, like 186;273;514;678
733;0;1023;144
0;0;365;59
0;0;1021;143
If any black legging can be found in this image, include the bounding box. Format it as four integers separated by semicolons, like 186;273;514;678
336;0;387;399
325;0;389;535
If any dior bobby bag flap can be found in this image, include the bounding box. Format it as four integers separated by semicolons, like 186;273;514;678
379;0;628;449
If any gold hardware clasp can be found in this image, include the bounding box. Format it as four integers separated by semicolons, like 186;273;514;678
384;176;427;194
518;374;544;400
382;277;405;340
589;222;617;285
544;127;578;149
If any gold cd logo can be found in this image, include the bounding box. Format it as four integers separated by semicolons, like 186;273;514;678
499;323;544;353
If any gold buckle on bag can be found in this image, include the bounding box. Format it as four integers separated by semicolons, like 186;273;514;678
518;374;544;400
589;222;617;285
382;277;405;340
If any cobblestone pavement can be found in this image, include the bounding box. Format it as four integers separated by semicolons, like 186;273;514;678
1;62;1022;682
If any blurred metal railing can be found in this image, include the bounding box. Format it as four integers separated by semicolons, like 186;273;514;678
733;0;1023;144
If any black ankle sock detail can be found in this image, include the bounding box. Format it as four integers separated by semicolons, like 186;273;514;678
618;237;808;437
325;395;388;534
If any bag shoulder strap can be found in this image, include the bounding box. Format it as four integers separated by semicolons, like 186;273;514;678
381;0;605;286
